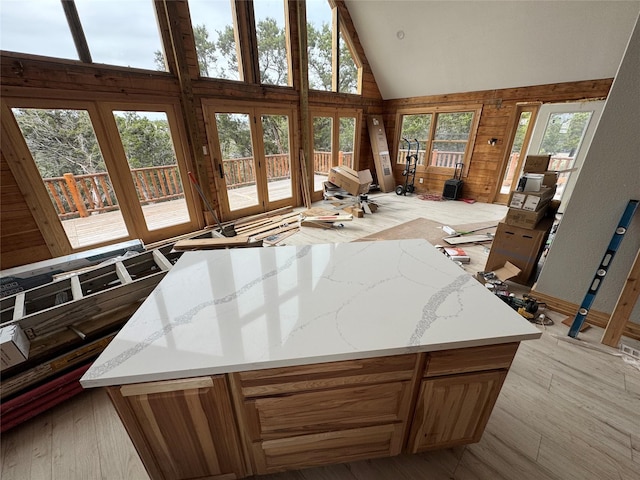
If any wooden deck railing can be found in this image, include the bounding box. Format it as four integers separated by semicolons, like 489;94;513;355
44;151;355;219
397;149;464;168
44;165;185;219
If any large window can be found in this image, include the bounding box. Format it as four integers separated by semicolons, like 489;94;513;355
397;106;481;175
4;98;198;251
307;0;360;94
188;0;241;80
254;0;290;86
1;0;166;72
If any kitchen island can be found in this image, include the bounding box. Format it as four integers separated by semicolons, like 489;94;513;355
81;239;541;480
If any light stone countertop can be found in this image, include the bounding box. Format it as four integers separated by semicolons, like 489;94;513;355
80;239;541;388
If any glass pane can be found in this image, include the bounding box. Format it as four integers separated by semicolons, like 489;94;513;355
0;0;77;60
12;108;128;248
215;113;258;211
500;111;532;195
188;0;240;80
338;117;355;169
75;0;166;71
313;116;333;191
254;0;289;86
538;111;592;199
306;0;332;91
399;114;431;166
338;30;358;94
113;111;190;231
430;112;473;168
262;115;292;202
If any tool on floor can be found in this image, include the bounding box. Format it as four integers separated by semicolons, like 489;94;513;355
568;199;639;338
187;171;237;237
396;138;418;196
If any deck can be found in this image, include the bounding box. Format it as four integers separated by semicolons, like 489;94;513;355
62;175;329;248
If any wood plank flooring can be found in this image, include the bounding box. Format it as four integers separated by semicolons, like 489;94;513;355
2;193;639;480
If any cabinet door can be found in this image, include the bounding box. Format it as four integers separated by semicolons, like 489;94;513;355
109;376;245;480
408;370;507;453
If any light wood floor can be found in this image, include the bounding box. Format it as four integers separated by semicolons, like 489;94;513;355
3;193;640;480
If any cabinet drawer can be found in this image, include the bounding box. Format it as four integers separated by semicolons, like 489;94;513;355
424;343;518;377
235;354;417;397
252;423;404;475
242;381;412;441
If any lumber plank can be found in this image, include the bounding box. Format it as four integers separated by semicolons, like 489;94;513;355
173;236;251;251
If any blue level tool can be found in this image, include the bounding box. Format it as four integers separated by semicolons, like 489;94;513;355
568;199;639;338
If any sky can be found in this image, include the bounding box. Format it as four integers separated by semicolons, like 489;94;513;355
0;0;332;72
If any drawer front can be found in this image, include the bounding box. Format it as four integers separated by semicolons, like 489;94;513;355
424;343;518;377
243;381;412;441
235;354;417;397
252;424;404;475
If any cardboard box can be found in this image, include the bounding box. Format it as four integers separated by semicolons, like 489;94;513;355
1;325;30;370
476;262;521;284
367;115;396;193
327;166;372;196
505;205;549;229
541;172;558;187
485;219;553;284
523;154;551;173
508;186;557;212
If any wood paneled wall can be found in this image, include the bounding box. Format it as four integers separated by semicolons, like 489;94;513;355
0;153;51;269
383;79;612;202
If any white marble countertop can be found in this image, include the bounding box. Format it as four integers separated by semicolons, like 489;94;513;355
81;239;541;388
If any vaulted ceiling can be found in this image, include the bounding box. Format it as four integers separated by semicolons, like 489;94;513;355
345;0;640;99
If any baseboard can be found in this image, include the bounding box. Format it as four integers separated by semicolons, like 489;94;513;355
530;289;640;342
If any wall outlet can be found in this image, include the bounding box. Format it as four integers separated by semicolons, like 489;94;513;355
419;178;424;184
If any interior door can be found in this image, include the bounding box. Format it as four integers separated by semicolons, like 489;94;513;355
525;101;604;212
206;105;295;219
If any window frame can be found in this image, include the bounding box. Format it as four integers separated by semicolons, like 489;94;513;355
2;92;202;253
394;104;483;178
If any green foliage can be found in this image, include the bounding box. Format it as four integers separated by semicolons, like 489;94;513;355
257;18;288;85
12;108;106;177
12;108;178;178
313;116;333;152
400;114;432;146
539;112;590;155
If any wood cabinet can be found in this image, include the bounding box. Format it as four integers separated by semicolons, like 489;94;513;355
407;342;518;453
230;355;418;475
107;376;246;480
105;344;520;479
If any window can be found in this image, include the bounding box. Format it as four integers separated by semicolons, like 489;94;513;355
306;0;360;94
254;0;290;86
11;107;129;249
0;0;77;60
188;0;241;80
75;0;166;71
5;98;199;251
397;106;482;175
311;109;361;194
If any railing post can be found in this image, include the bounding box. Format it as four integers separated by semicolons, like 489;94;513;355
63;173;88;218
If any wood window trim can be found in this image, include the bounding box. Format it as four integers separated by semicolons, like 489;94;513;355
394;103;483;178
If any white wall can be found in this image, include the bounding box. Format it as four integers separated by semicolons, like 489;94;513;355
535;14;640;323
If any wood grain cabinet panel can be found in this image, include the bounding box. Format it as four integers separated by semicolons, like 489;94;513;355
252;424;405;475
242;381;412;441
407;370;507;452
424;342;518;377
108;376;245;480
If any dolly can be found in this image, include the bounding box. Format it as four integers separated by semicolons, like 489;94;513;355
396;138;419;196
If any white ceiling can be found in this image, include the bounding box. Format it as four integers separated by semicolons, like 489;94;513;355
345;0;640;99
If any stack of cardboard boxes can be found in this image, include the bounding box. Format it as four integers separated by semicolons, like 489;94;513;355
485;155;558;285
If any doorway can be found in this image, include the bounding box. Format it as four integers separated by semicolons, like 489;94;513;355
204;104;296;219
526;101;604;211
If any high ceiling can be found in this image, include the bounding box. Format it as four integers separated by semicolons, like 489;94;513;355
345;0;640;99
